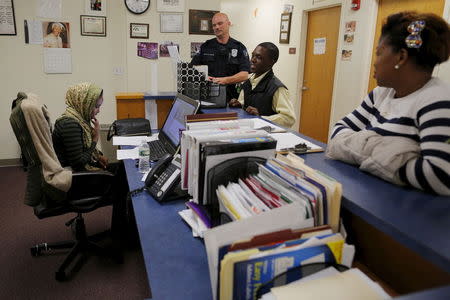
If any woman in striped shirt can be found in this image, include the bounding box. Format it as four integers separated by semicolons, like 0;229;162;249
327;12;450;195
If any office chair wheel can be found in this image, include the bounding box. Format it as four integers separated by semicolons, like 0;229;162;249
55;271;66;282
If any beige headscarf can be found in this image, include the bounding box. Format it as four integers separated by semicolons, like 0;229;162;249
58;82;103;169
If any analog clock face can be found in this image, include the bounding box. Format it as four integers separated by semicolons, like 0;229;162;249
125;0;150;14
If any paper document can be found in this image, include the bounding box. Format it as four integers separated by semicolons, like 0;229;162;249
116;147;139;160
270;132;322;151
168;45;181;61
253;118;286;133
112;135;157;146
199;101;216;106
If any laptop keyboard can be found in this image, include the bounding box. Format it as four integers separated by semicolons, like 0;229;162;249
148;140;167;161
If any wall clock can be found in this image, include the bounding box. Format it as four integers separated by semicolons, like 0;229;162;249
124;0;150;14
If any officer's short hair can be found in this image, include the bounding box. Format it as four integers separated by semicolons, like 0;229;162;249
257;42;279;63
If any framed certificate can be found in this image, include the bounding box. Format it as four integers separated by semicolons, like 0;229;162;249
160;13;183;33
0;0;17;35
80;15;106;37
130;23;149;39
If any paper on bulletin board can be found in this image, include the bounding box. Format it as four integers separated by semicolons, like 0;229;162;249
43;48;72;73
313;37;326;55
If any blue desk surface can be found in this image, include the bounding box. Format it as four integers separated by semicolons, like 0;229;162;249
126;107;450;299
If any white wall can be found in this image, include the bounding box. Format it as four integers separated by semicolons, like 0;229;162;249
0;0;219;160
222;0;450;140
1;0;449;160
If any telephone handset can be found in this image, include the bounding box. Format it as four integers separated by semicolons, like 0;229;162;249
145;153;182;202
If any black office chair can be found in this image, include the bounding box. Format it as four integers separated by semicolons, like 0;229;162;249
10;92;118;281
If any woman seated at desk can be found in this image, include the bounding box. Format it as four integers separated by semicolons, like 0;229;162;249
327;11;450;196
52;82;129;248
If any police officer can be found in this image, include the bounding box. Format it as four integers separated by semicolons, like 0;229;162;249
191;13;250;101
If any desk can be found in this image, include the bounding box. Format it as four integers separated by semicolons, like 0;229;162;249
125;107;450;299
115;92;176;130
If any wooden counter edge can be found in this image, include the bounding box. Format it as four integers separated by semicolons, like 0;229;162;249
115;92;145;100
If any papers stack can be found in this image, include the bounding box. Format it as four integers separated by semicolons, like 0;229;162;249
261;268;391;300
204;215;357;300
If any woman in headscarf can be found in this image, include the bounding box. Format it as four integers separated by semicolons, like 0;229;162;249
53;82;129;254
53;82;107;171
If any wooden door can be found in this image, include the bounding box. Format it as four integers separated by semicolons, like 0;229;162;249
367;0;445;92
299;6;341;143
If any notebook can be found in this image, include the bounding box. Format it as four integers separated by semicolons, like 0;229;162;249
148;93;200;161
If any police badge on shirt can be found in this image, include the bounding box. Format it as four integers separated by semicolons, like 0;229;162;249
231;49;238;57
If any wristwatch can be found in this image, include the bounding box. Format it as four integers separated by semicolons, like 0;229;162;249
124;0;150;14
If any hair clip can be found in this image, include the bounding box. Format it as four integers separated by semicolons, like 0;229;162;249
405;20;426;48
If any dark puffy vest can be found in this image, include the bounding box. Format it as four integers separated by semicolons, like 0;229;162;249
242;70;286;116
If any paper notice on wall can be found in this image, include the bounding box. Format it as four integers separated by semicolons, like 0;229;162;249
43;48;72;73
24;20;43;44
36;0;62;18
313;37;326;55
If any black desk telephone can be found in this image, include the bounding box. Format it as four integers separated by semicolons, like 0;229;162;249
145;153;186;202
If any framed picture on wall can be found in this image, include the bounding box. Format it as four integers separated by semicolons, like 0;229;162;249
0;0;17;35
84;0;107;16
130;23;149;38
160;13;183;33
189;9;218;35
156;0;185;12
279;12;292;44
80;15;107;37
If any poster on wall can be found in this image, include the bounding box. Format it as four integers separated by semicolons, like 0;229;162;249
160;41;179;57
138;42;158;59
345;20;356;33
341;49;352;61
313;37;326;55
42;21;70;48
0;0;17;35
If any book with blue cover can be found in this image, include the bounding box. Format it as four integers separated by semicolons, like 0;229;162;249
219;234;345;300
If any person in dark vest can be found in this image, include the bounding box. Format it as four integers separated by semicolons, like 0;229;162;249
229;42;296;127
191;12;250;101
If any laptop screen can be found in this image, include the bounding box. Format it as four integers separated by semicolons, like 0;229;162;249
160;94;199;147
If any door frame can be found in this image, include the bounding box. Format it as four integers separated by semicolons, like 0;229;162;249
295;1;379;142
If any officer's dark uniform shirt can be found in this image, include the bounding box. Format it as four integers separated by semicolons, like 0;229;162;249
191;37;250;100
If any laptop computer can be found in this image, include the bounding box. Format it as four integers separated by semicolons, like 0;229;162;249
148;93;200;161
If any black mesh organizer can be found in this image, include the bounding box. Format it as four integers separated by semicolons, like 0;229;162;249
205;156;266;227
177;62;226;108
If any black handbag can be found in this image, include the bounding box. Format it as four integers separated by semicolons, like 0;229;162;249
106;118;151;141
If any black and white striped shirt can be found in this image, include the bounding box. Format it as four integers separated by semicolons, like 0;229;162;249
330;78;450;195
